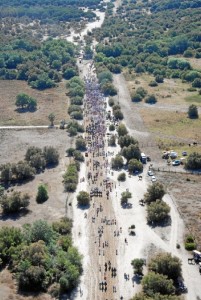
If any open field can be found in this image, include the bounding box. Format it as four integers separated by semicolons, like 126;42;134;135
125;71;201;107
140;108;201;143
0;128;73;227
157;172;201;250
0;80;69;126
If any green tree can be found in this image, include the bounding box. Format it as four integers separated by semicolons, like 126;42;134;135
185;152;201;170
36;185;49;204
117;123;128;136
147;200;170;223
144;183;165;204
75;137;86;151
117;172;126;181
148;253;182;282
118;135;138;148
188;104;199;119
121;191;132;206
48;113;55;126
131;93;143;102
0;226;22;265
142;272;175;296
27;97;37;110
77;191;90;206
192;78;201;88
15;93;29;108
131;258;144;276
122;144;141;162
43;146;59;166
145;94;157;104
0;191;30;214
108;134;116;146
109;124;115;131
111;154;124;170
128;159;143;173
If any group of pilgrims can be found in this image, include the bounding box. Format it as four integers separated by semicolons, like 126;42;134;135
82;64;125;299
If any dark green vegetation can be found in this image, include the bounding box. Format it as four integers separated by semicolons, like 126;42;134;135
185;152;201;170
0;38;78;90
144;183;170;224
93;0;201;89
0;146;59;182
131;252;182;300
0;191;30;214
15;93;37;111
0;0;102;23
63;162;79;192
36;185;49;204
77;191;90;207
0;218;82;296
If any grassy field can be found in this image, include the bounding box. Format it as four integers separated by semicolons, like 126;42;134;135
0;80;69;126
124;71;201;107
140;108;201;142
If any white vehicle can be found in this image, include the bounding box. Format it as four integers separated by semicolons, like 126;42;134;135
148;170;154;176
151;175;157;182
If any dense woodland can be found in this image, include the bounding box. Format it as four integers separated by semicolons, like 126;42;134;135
0;0;103;22
93;0;201;88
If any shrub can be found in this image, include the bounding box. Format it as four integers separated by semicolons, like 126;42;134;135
113;109;124;120
75;137;87;151
144;182;166;204
145;94;157;104
121;191;132;206
185;242;196;251
131;258;144;276
131;93;143;102
73;150;84;162
43;146;59;166
118;135;138;148
155;75;164;83
147;200;170;223
77;191;90;206
188;104;199;119
108;97;115;106
117;172;126;181
128;159;143;173
63;163;78;192
0;192;30;214
142;272;175;296
117;123;128;136
108;135;116;146
185;152;201;170
109;124;115;131
36;185;48;204
149;80;158;87
111;154;124;170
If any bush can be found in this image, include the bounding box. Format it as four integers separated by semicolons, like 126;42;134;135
131;258;144;276
145;94;157;104
108;97;115;106
128;159;143;173
185;242;196;251
121;191;132;206
52;217;72;235
118;135;138;148
144;182;165;204
147;200;170;224
117;123;128;136
36;185;48;204
43;146;59;166
113;109;124;120
131;93;143;102
77;191;90;206
75;137;87;151
185;152;201;170
63;163;78;192
155;75;164;83
111;154;124;170
149;80;158;87
0;191;30;214
142;272;175;296
188;104;199;119
109;124;115;131
148;252;182;282
117;172;126;181
73;150;84;162
66;148;75;157
108;135;116;146
122;144;141;162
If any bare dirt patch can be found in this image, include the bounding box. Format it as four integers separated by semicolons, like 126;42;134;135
0;128;73;227
0;80;70;126
157;172;201;249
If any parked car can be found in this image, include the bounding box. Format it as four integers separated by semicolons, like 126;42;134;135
172;160;181;166
170;151;178;159
148;170;154;176
151;176;156;182
182;151;188;156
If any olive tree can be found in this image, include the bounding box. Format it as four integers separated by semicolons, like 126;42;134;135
77;191;90;206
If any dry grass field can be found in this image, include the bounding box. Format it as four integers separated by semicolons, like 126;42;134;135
125;71;201;107
140;108;201;142
0;80;69;126
157;172;201;250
